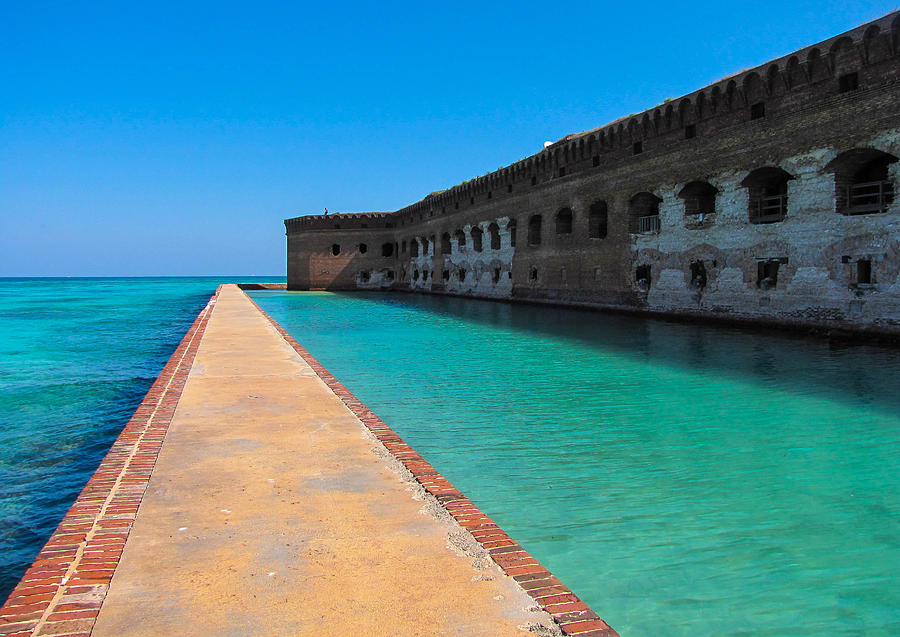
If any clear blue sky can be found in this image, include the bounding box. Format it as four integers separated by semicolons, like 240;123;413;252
1;1;894;276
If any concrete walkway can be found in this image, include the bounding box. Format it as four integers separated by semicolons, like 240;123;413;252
90;285;557;636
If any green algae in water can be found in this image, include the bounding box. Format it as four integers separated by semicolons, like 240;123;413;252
250;290;900;636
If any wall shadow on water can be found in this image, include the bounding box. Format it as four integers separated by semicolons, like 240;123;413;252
329;291;900;415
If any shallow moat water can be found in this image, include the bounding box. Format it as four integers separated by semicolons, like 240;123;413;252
250;290;900;637
0;277;282;600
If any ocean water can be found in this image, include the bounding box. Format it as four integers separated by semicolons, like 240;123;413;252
0;277;282;600
250;290;900;636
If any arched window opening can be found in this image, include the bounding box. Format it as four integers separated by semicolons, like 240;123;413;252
421;238;429;255
588;201;608;239
331;244;341;256
527;215;542;246
442;269;450;281
741;167;793;223
359;270;370;283
827;148;897;215
555;208;573;234
412;269;419;281
635;264;651;291
629;192;662;234
458;269;466;281
385;270;394;281
488;223;501;250
678;181;718;219
359;243;368;254
689;260;707;289
757;259;783;290
441;233;452;255
410;239;419;257
381;242;394;257
492;268;501;284
507;220;517;247
471;226;483;252
455;229;466;251
529;266;538;281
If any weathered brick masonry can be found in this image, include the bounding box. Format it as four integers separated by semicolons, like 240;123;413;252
286;12;900;337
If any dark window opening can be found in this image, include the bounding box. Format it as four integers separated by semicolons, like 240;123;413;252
422;238;429;254
359;271;370;283
381;242;394;257
470;197;475;205
455;201;459;209
558;167;566;177
413;269;419;281
359;243;368;254
493;268;501;284
488;223;501;250
531;176;537;186
507;184;513;193
629;192;662;234
458;269;466;281
331;244;341;256
678;181;718;218
742;167;793;223
529;266;538;281
410;240;419;257
361;223;368;228
451;229;464;251
423;270;429;281
592;155;600;167
685;124;696;139
527;215;542;246
839;72;859;93
750;102;766;120
757;260;781;290
589;201;608;239
442;269;450;281
488;191;493;199
689;260;707;289
635;265;651;291
857;259;872;285
633;141;643;155
441;233;452;255
508;220;517;247
555;208;573;234
471;226;483;252
400;240;406;253
385;270;394;281
829;149;897;215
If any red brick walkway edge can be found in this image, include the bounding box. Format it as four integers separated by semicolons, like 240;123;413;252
244;292;620;637
0;288;221;637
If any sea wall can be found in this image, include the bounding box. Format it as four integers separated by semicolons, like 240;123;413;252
285;12;900;337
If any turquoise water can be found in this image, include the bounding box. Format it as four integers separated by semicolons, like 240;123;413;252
250;290;900;636
0;277;282;600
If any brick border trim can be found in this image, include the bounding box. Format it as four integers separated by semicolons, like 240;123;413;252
243;291;619;637
0;288;220;637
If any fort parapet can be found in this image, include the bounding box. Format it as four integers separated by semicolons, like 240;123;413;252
286;12;900;337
